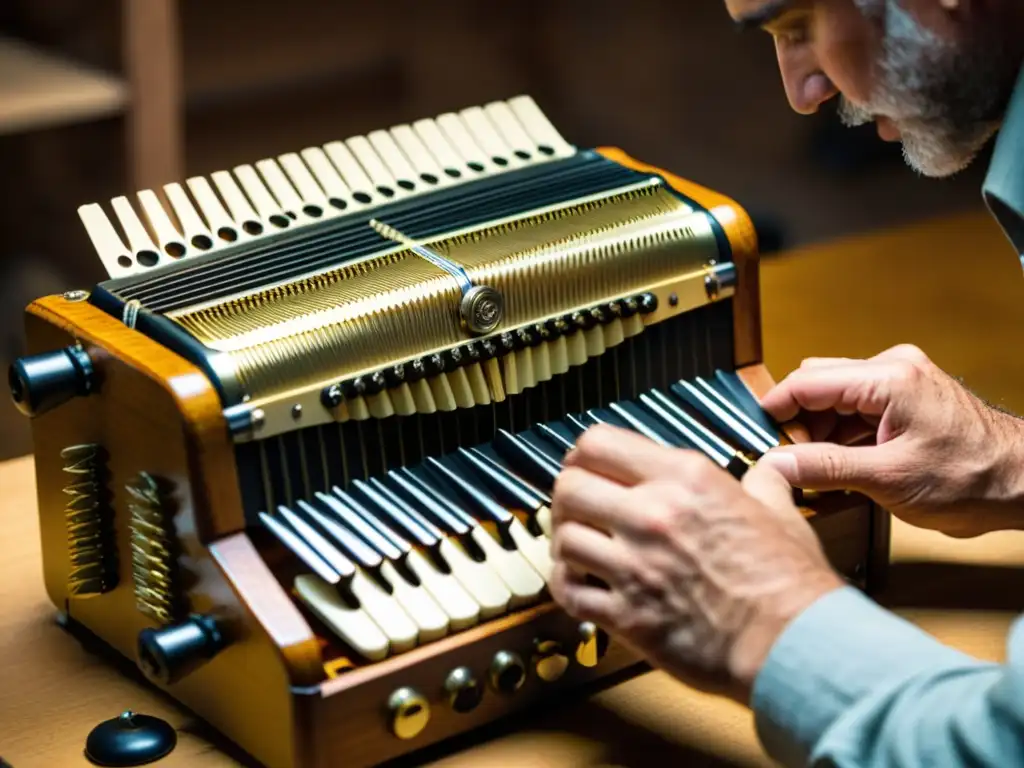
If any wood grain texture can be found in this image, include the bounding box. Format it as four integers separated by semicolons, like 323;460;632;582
597;147;762;367
25;294;244;542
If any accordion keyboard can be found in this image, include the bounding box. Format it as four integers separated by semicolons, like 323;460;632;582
256;366;780;669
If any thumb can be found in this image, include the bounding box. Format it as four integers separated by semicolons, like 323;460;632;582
741;458;796;510
758;443;890;493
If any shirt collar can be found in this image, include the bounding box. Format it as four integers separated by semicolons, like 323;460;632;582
983;63;1024;267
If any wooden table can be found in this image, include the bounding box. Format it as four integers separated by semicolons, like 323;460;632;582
3;208;1024;768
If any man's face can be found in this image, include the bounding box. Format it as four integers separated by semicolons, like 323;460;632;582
725;0;1020;177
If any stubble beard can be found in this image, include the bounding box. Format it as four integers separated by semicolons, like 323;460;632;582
841;0;1016;178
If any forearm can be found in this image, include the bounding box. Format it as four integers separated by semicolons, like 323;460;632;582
752;587;1024;767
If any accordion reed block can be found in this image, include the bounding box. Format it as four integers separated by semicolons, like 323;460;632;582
9;96;890;768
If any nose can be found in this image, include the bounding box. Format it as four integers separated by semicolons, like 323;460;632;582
775;42;838;114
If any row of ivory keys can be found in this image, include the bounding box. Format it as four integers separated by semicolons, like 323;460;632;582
78;95;578;279
263;373;779;663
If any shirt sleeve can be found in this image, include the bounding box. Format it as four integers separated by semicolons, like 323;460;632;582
751;585;1024;767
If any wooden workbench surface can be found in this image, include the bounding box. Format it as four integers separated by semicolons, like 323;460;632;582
2;208;1023;767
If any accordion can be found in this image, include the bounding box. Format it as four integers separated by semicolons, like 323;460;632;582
8;96;889;768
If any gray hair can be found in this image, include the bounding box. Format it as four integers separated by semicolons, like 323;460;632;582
841;0;1017;177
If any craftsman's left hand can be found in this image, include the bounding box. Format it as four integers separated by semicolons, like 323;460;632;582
549;424;845;702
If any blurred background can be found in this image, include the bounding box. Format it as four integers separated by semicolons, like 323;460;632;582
0;0;993;461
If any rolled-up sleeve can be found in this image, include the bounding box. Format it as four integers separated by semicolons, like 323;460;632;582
751;586;1024;767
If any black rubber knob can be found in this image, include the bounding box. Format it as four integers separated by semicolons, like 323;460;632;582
8;345;95;418
137;615;225;685
85;711;176;766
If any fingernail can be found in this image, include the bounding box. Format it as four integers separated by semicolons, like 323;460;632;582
760;450;797;476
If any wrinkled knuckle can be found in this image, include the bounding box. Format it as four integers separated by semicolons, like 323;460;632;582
821;448;847;482
552;465;585;499
893;343;929;364
574;424;615;457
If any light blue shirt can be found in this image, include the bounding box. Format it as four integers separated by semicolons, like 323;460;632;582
752;586;1024;766
751;62;1024;767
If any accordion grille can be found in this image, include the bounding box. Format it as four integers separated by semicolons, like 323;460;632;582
169;183;707;401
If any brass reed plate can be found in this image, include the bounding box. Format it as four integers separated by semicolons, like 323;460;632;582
171;180;730;441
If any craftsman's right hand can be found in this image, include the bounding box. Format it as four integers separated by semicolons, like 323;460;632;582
757;344;1024;538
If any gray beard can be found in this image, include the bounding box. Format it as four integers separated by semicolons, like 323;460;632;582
841;0;1014;177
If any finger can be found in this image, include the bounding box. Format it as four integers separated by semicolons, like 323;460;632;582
872;344;930;365
550;561;620;625
798;356;863;369
552;520;631;586
564;423;698;487
757;441;895;493
758;362;899;422
741;459;796;511
552;465;633;533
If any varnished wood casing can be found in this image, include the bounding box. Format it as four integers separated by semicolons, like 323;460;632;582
18;151;888;768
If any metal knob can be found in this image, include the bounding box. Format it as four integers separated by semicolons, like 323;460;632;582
136;614;226;685
532;639;569;683
489;650;526;694
460;285;504;334
386;687;430;740
8;344;96;418
575;622;610;668
444;666;483;713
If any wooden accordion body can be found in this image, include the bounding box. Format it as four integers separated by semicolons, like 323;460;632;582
9;96;890;768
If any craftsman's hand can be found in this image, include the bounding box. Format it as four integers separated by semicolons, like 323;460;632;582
549;425;844;702
759;344;1024;538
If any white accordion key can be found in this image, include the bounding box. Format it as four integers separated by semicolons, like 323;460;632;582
532;341;553;383
465;363;491;406
278;152;330;218
484;358;506;402
427;374;457;412
366;391;395;419
367;130;420;194
346;135;409;202
256;158;310;222
437;537;510;619
187;176;243;243
622;313;644;338
507;95;575;158
484;100;542;163
136;190;187;260
346;396;371;421
502;353;520;396
566;331;589;367
534;505;553;539
603;317;626;347
584;326;606;357
548;335;570;376
301;147;357;211
507;517;553;582
459;106;524;169
410;379;436;414
347;569;419;654
514;347;536;391
77;203;133;277
390;383;417;416
294;574;390;661
110;196;161;268
403;549;480;631
210;170;263;237
378;560;449;643
447;367;475;409
389;124;454;187
234;164;290;229
436;112;494;174
412;118;471;181
324;141;376;204
163;183;215;252
468;527;545;608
